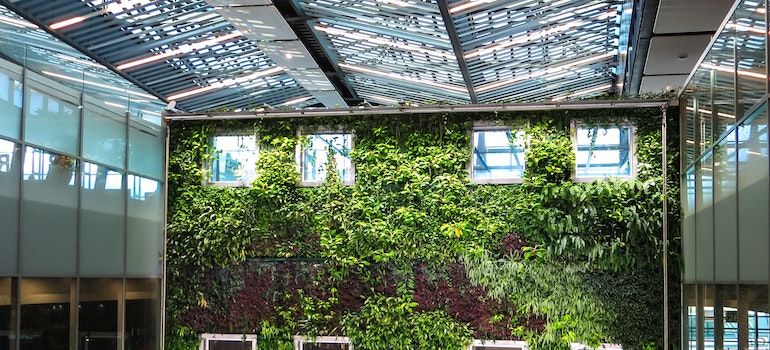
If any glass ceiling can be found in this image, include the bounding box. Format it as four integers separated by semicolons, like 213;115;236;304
0;0;634;113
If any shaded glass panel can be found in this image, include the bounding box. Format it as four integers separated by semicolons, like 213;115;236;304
696;156;714;281
0;62;23;140
83;97;127;169
126;176;163;277
302;133;353;184
734;0;767;116
79;279;121;350
0;278;11;350
737;106;768;282
684;95;698;167
209;135;257;183
80;162;125;276
125;279;160;350
20;147;77;276
23;83;80;155
682;168;696;282
713;132;738;281
20;278;70;350
128;122;164;179
0;138;19;275
471;129;525;182
575;126;632;178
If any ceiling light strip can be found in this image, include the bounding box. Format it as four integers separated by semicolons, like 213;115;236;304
41;70;158;100
551;84;612;101
116;31;242;70
167;66;284;101
340;63;469;95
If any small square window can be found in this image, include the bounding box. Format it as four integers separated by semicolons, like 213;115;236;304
294;336;352;350
199;334;257;350
208;135;258;185
471;127;526;184
300;132;353;185
574;125;634;179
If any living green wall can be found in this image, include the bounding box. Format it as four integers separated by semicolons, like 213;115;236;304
165;107;680;350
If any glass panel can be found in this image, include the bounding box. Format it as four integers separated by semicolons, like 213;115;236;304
738;285;769;349
0;63;23;140
125;279;160;350
302;133;353;184
737;107;769;282
208;340;253;350
0;278;11;350
684;95;699;167
575;126;633;178
0;139;19;275
682;168;696;282
83;97;127;169
20;278;70;350
80;162;125;276
209;135;258;183
126;175;163;277
128;122;164;179
696;156;714;281
713;133;738;281
734;0;767;116
684;284;697;350
702;285;716;350
471;129;525;181
79;279;121;350
24;86;80;155
20;147;77;276
715;285;738;350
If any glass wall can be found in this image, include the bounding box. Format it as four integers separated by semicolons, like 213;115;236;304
681;0;770;348
0;6;166;350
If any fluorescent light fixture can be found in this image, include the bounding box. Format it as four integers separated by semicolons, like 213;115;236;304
552;84;612;101
140;109;161;117
465;20;586;59
476;52;614;92
0;16;38;28
315;26;453;60
55;54;105;69
726;23;768;35
50;16;86;30
104;101;126;109
449;0;497;14
166;66;284;101
364;94;399;104
685;106;736;119
280;96;313;106
701;62;767;80
117;32;242;70
340;63;468;95
41;70;158;99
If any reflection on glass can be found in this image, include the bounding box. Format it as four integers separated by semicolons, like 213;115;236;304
20;278;70;350
81;162;125;276
83;103;127;169
127;176;163;276
128;123;164;179
128;174;159;201
125;279;160;350
683;168;696;282
302;133;353;183
696;156;714;281
713;133;738;280
22;147;76;185
24;87;79;155
0;67;22;140
82;162;123;191
472;129;525;181
0;278;11;350
0;139;19;275
209;135;257;183
734;0;767;114
79;279;121;350
575;126;632;178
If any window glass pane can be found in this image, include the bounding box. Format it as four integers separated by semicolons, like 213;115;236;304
80;162;125;276
0;65;23;140
125;279;160;350
682;168;696;282
738;285;769;349
209;135;257;183
684;284;696;350
0;278;11;350
126;175;163;277
714;133;738;281
575;126;633;178
696;155;714;281
472;129;525;181
0;139;19;275
20;278;70;350
128;121;164;179
208;340;254;350
302;133;353;183
83;98;127;169
24;87;79;155
734;0;766;116
737;106;768;282
79;279;121;350
21;147;77;276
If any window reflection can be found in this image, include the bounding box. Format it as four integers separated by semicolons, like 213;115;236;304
125;279;160;350
22;147;76;185
127;174;159;201
302;133;353;184
0;278;11;350
82;162;123;190
79;279;121;350
209;135;257;183
575;125;633;178
20;278;70;350
472;129;525;182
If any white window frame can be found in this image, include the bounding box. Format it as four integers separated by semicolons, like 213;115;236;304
572;121;636;182
469;339;529;350
205;132;259;187
199;333;257;350
569;343;623;350
297;126;355;187
469;121;527;184
293;335;353;349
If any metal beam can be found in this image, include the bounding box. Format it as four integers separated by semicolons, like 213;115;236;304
437;0;477;103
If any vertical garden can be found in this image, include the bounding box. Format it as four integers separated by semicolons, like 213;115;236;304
165;107;680;350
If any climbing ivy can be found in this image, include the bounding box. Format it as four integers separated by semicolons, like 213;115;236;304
165;107;680;349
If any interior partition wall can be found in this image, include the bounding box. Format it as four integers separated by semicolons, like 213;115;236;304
0;14;166;350
681;0;770;348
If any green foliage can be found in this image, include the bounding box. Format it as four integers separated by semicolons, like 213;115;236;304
341;294;473;350
524;121;575;184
